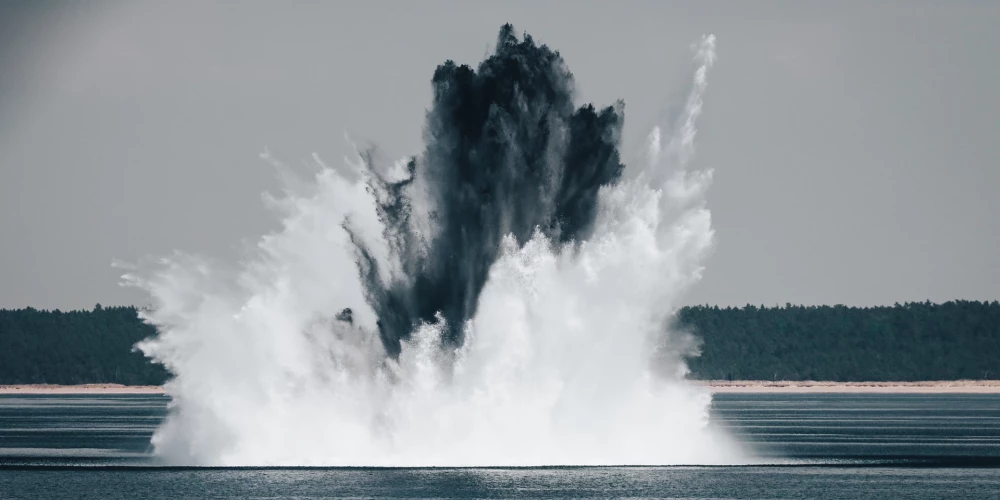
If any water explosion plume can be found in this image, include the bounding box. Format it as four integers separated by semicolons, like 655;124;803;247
127;25;743;466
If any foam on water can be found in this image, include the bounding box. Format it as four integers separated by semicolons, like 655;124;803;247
125;29;744;466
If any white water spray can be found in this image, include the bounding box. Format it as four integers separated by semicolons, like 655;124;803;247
126;34;744;466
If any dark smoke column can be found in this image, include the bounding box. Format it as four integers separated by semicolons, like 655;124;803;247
355;24;626;355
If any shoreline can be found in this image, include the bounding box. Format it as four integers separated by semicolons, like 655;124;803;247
3;380;1000;395
700;380;1000;394
0;384;165;395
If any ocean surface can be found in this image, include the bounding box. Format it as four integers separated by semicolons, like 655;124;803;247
1;393;998;498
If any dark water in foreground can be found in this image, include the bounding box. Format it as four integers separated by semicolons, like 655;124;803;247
1;393;999;499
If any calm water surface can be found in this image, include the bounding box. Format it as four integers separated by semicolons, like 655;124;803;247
1;393;998;499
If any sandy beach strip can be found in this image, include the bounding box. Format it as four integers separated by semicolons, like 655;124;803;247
0;384;165;395
3;381;1000;395
701;380;1000;394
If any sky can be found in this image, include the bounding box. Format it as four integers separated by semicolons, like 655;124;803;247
0;0;998;311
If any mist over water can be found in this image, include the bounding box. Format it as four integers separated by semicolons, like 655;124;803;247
126;26;744;466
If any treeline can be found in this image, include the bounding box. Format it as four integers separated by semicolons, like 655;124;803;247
1;301;998;384
680;301;1000;381
0;305;168;385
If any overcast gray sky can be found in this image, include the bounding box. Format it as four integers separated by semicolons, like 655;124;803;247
1;0;998;311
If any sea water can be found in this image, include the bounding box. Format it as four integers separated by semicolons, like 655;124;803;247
2;393;998;499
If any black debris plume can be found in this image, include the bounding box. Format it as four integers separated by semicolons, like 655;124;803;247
351;24;626;355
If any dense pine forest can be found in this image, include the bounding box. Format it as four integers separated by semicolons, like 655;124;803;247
0;306;168;385
1;301;998;384
680;301;1000;381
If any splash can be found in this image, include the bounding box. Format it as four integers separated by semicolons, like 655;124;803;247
127;26;743;466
